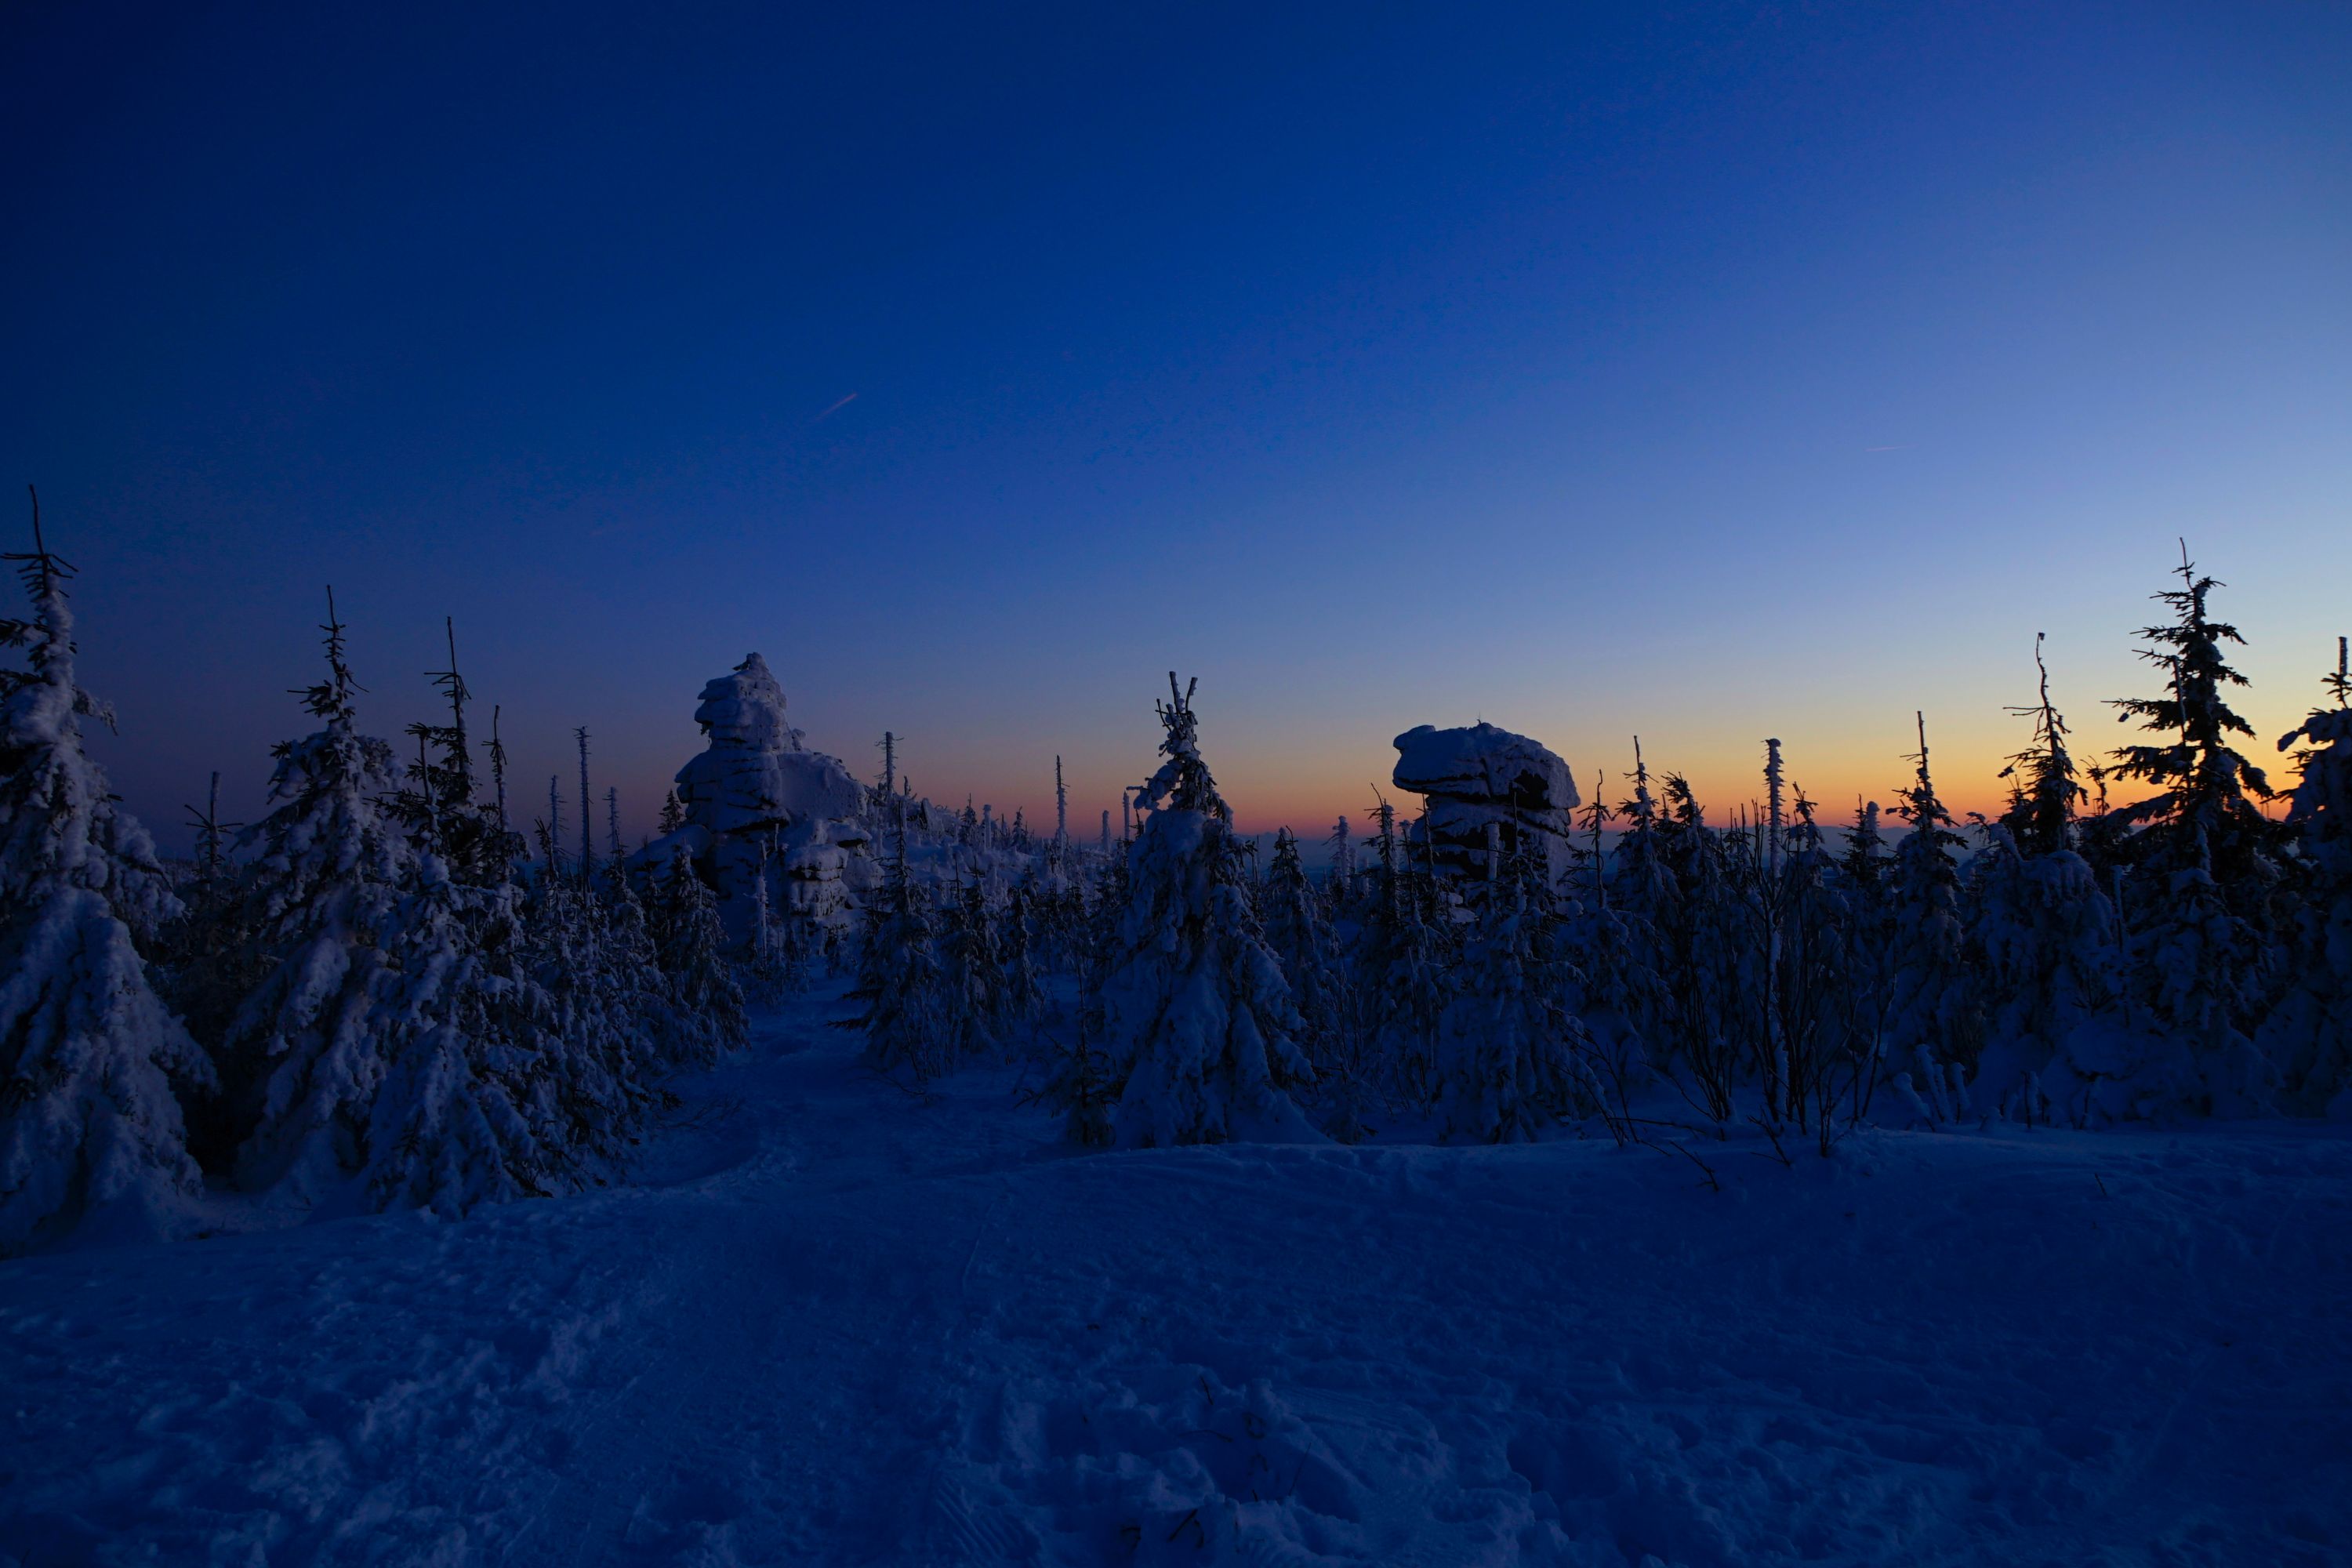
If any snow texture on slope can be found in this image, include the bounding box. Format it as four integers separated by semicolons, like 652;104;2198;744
2;981;2347;1566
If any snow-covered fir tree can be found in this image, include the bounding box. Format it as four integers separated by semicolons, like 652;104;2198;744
1098;677;1314;1146
1559;771;1661;1111
1434;827;1587;1142
1260;828;1354;1087
1882;714;1983;1123
1650;772;1752;1120
652;848;746;1065
222;592;419;1202
1966;641;2130;1123
0;503;212;1250
1767;789;1871;1139
846;803;950;1081
2261;637;2352;1116
390;619;513;884
1354;796;1451;1109
2103;548;2281;1108
1000;878;1044;1025
937;876;1007;1061
362;862;575;1214
1324;813;1356;910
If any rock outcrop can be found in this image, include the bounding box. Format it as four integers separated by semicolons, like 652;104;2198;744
1391;722;1577;884
636;654;871;945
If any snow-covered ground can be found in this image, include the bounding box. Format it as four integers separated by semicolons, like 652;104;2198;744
4;983;2347;1566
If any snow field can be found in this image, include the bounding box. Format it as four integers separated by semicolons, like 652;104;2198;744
3;979;2347;1566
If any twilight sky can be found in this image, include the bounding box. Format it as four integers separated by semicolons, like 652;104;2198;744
5;2;2348;852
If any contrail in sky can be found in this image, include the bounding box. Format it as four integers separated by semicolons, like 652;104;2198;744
815;392;858;421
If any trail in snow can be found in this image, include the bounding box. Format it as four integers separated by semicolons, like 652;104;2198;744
2;981;2347;1566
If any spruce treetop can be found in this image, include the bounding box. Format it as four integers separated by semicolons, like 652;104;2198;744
2106;543;2274;875
1136;673;1229;822
1998;633;2085;856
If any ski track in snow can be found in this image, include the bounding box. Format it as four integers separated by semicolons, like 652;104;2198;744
2;982;2347;1566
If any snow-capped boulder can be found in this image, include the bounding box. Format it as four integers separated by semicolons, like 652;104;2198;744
1392;722;1578;884
641;654;870;946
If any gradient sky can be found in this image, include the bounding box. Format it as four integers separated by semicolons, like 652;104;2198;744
5;2;2348;854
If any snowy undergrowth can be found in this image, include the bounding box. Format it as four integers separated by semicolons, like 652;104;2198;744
3;980;2347;1567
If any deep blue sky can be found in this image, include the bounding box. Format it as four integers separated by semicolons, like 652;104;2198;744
5;2;2348;848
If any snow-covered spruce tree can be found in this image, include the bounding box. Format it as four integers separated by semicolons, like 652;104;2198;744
1997;634;2089;858
159;774;260;1160
588;835;706;1077
1433;827;1588;1142
1354;795;1450;1108
937;876;1008;1061
1098;676;1314;1146
653;848;746;1065
1650;772;1754;1121
1965;640;2129;1123
1769;790;1869;1144
1261;829;1352;1073
1608;739;1679;931
740;840;806;1003
1324;813;1356;913
1036;837;1130;1142
1000;878;1044;1026
0;501;212;1250
2260;637;2352;1115
499;822;660;1175
1831;797;1896;1121
223;591;418;1201
362;858;578;1214
233;598;591;1215
844;802;951;1081
1882;714;1983;1123
390;618;514;885
2103;547;2281;1107
1559;772;1662;1112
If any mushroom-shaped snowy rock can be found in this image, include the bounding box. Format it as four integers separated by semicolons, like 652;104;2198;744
1392;722;1578;881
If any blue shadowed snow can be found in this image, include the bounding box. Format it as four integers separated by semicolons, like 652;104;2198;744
2;981;2347;1565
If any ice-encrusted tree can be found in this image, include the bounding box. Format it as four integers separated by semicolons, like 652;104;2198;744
0;498;212;1251
223;590;418;1200
1882;714;1982;1120
2261;637;2352;1115
1100;676;1314;1146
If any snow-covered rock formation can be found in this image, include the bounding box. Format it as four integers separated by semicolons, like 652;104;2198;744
635;654;871;947
1391;722;1578;884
